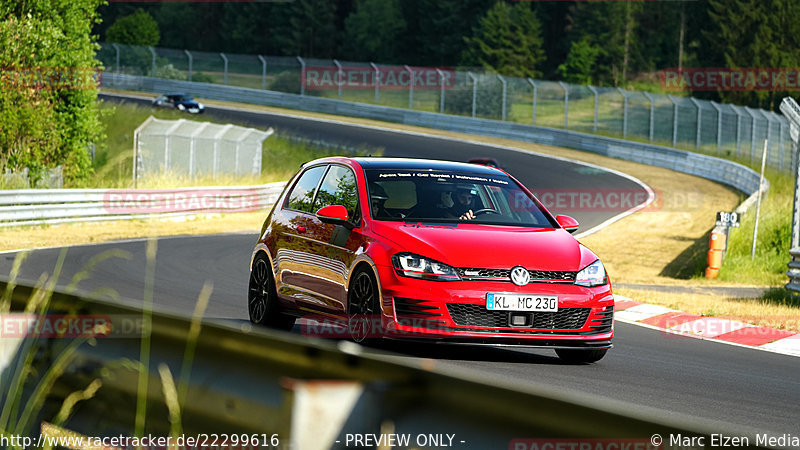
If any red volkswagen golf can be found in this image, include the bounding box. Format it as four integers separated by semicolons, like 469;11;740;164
249;157;614;362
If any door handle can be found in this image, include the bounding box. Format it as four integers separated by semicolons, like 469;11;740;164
296;226;306;233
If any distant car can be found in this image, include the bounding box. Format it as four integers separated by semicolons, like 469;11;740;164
468;158;502;170
248;157;614;363
152;93;205;114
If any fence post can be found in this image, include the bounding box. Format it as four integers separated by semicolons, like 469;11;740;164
335;60;344;100
618;88;628;138
469;72;478;118
668;95;679;147
745;107;758;164
710;101;723;155
498;75;507;122
404;65;413;109
734;106;743;157
527;78;537;125
779;115;786;171
220;53;228;85
643;92;655;142
184;50;193;82
587;85;599;132
558;82;569;129
689;98;702;149
258;55;267;90
761;110;773;167
370;62;380;104
148;46;156;77
112;43;120;74
297;56;306;96
436;69;446;114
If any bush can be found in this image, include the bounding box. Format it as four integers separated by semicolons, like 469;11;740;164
269;71;301;94
444;84;503;119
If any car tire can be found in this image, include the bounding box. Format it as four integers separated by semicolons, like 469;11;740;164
248;253;295;330
555;348;608;363
347;269;380;343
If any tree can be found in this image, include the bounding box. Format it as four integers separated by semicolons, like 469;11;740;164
557;38;601;85
0;0;105;186
400;0;490;66
283;0;338;58
566;2;642;86
703;0;800;109
342;0;405;62
106;8;159;46
461;2;545;79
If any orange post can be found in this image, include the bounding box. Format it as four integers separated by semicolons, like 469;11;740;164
705;229;727;279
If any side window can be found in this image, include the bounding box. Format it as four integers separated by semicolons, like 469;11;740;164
313;165;359;220
285;165;326;213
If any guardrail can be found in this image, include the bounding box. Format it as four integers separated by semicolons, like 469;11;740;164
786;248;800;292
0;279;762;449
0;182;286;227
102;73;764;198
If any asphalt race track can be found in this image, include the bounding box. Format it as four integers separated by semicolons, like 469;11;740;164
2;95;797;441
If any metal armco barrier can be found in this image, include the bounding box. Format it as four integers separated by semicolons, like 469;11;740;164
0;280;768;449
0;182;286;227
102;74;764;199
787;248;800;292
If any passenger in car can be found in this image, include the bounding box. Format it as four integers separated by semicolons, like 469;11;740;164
369;183;391;218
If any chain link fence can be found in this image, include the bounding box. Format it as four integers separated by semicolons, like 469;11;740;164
99;43;793;173
133;116;273;185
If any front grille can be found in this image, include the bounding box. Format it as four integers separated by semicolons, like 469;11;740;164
587;305;614;334
394;297;446;328
446;304;590;330
456;267;576;284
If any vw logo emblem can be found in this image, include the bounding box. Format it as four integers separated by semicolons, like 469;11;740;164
510;266;530;286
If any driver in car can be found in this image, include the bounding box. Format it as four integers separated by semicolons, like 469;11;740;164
449;185;479;220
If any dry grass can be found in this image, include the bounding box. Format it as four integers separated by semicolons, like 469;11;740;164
614;287;800;332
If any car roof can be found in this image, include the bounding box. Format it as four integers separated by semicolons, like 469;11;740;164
350;157;505;175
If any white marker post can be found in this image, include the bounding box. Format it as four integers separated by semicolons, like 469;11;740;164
751;140;768;259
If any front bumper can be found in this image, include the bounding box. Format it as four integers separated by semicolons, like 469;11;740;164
374;264;614;345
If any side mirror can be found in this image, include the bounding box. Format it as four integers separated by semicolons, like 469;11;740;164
556;215;579;234
316;205;352;228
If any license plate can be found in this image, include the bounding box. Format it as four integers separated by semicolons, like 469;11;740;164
486;293;558;312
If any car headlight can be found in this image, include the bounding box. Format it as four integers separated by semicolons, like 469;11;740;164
575;260;607;287
392;253;461;281
196;103;204;109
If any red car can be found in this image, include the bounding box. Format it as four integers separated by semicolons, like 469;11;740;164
249;157;614;362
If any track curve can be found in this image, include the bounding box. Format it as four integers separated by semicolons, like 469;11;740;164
2;96;798;440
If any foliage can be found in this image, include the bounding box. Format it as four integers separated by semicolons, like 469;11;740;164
461;2;545;79
93;0;800;111
269;71;301;95
702;0;800;110
557;38;601;85
444;82;502;120
0;0;105;186
106;8;159;47
342;0;405;62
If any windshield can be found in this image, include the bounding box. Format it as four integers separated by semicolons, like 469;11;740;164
365;169;556;228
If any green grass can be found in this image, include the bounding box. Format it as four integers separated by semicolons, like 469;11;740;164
718;169;793;285
93;101;381;188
